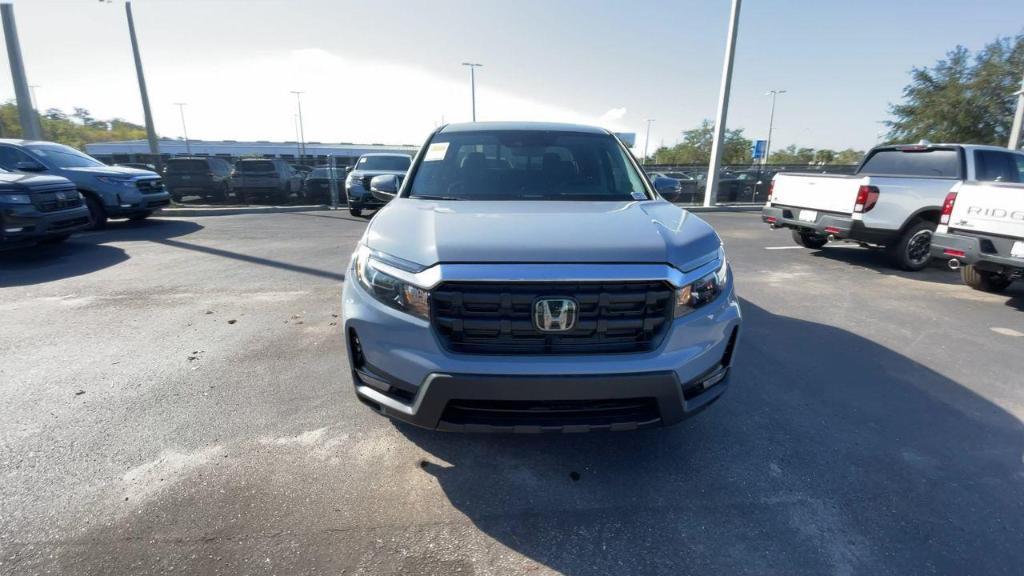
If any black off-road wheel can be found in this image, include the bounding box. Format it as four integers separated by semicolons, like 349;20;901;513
84;194;108;230
887;219;935;271
960;265;1013;293
792;229;828;249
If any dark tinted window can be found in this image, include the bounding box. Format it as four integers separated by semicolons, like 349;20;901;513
166;159;210;172
310;167;341;178
859;148;960;178
236;160;276;172
408;130;649;201
0;145;41;170
974;150;1021;183
358;156;411;171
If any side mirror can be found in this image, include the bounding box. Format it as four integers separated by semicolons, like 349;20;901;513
345;166;353;173
15;160;45;172
369;174;400;202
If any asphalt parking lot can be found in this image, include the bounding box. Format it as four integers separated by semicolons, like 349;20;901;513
2;210;1023;575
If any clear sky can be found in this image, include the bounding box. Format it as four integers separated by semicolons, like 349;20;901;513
1;0;1020;153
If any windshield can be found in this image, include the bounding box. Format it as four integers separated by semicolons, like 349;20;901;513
236;160;276;172
407;130;649;201
166;159;209;172
860;148;961;178
26;144;106;168
310;167;341;178
357;155;411;171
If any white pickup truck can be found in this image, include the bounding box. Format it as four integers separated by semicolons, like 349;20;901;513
761;143;1024;271
932;181;1024;293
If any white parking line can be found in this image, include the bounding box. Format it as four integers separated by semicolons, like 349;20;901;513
990;327;1024;338
764;246;804;250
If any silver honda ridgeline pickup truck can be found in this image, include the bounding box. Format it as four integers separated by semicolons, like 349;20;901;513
342;122;741;432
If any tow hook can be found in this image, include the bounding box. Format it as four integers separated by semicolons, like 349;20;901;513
947;258;961;270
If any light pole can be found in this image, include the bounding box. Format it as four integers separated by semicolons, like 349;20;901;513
461;62;483;121
704;0;742;207
293;114;301;159
762;89;786;167
124;1;160;165
643;119;655;165
1;3;42;140
290;90;306;160
174;103;190;155
1008;74;1024;150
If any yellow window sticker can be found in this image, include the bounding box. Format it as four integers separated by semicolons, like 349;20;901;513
424;142;449;161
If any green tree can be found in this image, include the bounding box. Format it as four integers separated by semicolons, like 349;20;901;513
886;33;1024;145
0;101;149;150
652;119;752;164
834;148;865;164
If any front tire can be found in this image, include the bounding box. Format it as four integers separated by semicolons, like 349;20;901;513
887;219;935;271
792;229;828;249
961;265;1013;293
349;206;362;217
84;195;107;230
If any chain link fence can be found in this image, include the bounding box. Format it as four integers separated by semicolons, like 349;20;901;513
644;163;860;205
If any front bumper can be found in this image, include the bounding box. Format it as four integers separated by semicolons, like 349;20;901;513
105;191;171;215
345;184;386;207
0;204;90;247
343;262;742;432
932;231;1024;272
762;204;895;245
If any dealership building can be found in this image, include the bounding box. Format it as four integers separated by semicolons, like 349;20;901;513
84;139;420;168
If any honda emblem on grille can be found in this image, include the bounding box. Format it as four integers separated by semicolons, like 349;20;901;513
534;298;578;332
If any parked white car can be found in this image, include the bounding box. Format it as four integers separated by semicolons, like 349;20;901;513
932;180;1024;292
762;143;1024;270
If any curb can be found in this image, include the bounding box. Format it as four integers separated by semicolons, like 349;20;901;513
158;204;344;217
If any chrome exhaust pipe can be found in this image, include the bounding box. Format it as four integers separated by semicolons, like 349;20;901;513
947;258;961;270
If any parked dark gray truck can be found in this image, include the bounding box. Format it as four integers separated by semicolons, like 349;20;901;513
0;169;90;249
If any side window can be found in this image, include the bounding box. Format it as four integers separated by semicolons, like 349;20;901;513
974;150;1021;183
0;146;39;170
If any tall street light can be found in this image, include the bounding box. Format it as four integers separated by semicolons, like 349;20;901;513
174;103;190;155
643;119;655;165
290;91;306;160
461;62;483;122
763;89;786;167
124;1;160;165
703;0;742;207
1008;74;1024;150
1;3;42;140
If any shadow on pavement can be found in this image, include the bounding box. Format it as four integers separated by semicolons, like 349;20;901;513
395;299;1024;575
808;244;959;285
153;237;346;282
0;219;202;288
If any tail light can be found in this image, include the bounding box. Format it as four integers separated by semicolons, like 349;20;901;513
767;180;775;202
940;192;957;225
854;185;879;213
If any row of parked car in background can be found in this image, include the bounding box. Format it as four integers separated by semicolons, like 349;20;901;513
762;142;1024;294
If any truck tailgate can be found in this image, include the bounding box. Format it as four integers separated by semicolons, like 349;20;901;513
948;182;1024;239
770;173;860;214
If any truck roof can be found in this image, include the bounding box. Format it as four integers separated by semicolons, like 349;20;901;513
874;143;1018;154
440;121;608;135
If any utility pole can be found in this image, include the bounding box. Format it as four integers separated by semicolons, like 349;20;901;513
461;63;482;121
174;103;190;155
291;91;306;161
763;89;785;167
125;1;160;165
1009;74;1024;150
643;119;655;165
1;3;42;140
703;0;742;207
293;115;301;159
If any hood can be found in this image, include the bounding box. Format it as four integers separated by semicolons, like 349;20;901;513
364;200;721;271
63;166;156;178
0;172;73;189
349;169;407;178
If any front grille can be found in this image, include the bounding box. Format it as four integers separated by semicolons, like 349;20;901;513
441;398;660;428
431;281;674;355
33;188;83;212
136;179;164;194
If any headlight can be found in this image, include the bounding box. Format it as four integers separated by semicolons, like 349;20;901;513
346;173;360;185
354;245;430;320
674;254;728;318
0;193;31;204
95;176;136;188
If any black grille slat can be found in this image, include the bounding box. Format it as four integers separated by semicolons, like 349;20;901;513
441;398;660;427
431;281;674;355
32;188;83;213
135;179;165;194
